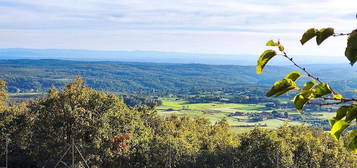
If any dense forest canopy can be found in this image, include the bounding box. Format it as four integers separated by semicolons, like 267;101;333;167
1;77;356;167
1;59;357;95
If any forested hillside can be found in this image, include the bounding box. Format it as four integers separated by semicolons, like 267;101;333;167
1;77;356;167
0;59;291;94
1;59;357;95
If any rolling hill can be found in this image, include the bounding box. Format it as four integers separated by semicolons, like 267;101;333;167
0;59;357;95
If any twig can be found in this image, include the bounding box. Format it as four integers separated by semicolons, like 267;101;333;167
306;101;346;106
280;52;323;84
308;97;357;106
333;29;357;37
279;52;341;95
322;97;357;102
333;33;351;37
307;101;346;106
275;40;357;106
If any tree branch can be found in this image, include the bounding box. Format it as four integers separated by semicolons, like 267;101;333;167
307;101;345;106
333;33;351;37
308;97;357;106
279;51;341;95
280;52;323;84
322;97;357;102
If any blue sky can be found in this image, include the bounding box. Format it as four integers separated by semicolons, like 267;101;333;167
0;0;356;58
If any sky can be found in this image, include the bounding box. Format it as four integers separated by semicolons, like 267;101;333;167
0;0;356;58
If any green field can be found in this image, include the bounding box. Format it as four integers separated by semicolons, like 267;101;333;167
157;98;325;133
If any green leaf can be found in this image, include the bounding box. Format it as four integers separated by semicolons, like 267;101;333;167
335;106;349;120
300;28;317;45
345;105;357;122
331;120;350;140
347;130;357;153
256;50;277;74
285;71;301;81
303;81;315;90
293;90;313;111
333;94;343;100
316;28;334;45
313;83;332;98
345;32;357;65
266;79;296;97
266;40;280;46
278;45;284;52
329;117;337;127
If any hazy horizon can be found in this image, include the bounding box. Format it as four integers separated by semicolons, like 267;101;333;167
0;48;350;65
0;0;356;64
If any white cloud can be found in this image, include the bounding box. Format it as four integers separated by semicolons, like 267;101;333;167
0;0;355;57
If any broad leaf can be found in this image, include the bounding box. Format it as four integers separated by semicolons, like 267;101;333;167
300;28;317;45
313;83;332;98
285;71;301;81
345;105;357;122
303;81;315;90
331;120;350;140
293;90;313;111
266;40;279;46
335;106;349;120
256;50;277;74
266;79;296;97
345;32;357;65
316;28;334;45
348;130;357;153
333;94;343;100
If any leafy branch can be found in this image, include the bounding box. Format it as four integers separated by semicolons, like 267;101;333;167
256;27;357;152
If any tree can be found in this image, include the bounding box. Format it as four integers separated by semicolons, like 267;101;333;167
1;75;356;167
26;76;154;167
235;125;357;168
0;80;7;111
257;27;357;152
0;80;35;167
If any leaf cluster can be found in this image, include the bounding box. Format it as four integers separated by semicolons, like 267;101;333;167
257;27;357;152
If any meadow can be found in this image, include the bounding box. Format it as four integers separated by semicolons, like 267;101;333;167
7;93;334;133
157;98;330;133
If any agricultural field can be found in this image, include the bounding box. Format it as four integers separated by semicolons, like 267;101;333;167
7;93;336;133
157;98;333;133
8;92;45;103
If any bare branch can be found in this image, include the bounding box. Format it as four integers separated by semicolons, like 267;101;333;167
307;101;345;106
280;52;323;84
308;97;357;106
322;97;357;102
279;51;342;95
333;33;351;37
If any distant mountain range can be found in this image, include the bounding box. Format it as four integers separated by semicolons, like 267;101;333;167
0;48;347;65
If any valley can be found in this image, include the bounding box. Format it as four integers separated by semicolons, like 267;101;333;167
2;59;351;132
156;98;334;133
